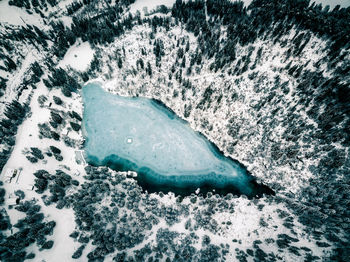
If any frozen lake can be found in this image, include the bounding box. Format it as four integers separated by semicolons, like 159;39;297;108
82;83;273;197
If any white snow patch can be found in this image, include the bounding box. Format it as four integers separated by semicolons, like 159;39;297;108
0;48;39;114
311;0;350;9
232;0;350;8
0;0;43;26
58;41;94;71
129;0;175;15
27;207;78;262
58;0;76;9
231;0;253;6
60;15;73;28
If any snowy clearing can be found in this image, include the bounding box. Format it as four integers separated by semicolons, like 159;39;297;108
58;41;94;72
129;0;176;15
0;0;44;26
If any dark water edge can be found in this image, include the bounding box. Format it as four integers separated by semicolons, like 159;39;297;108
136;170;275;198
87;154;275;199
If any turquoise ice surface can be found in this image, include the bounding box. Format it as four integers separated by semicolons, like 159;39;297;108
82;83;273;197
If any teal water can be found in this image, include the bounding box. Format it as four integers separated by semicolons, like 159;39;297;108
82;83;273;197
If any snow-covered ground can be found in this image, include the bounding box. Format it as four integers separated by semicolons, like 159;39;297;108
1;80;85;260
129;0;176;15
58;41;95;72
0;0;44;26
235;0;253;7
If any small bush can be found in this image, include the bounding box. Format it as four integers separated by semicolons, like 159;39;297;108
51;131;60;140
72;180;79;186
53;96;63;105
38;95;47;107
72;245;85;259
70;231;79;238
33;170;50;179
14;190;25;199
42;240;54;249
34;178;48;193
31;147;44;160
49;121;58;129
0;188;5;204
50;111;63;124
26;156;38;163
56;200;66;209
50;146;61;154
62;86;72;97
70;122;81;132
70;111;82;121
26;253;35;259
54;154;63;161
38;123;52;139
